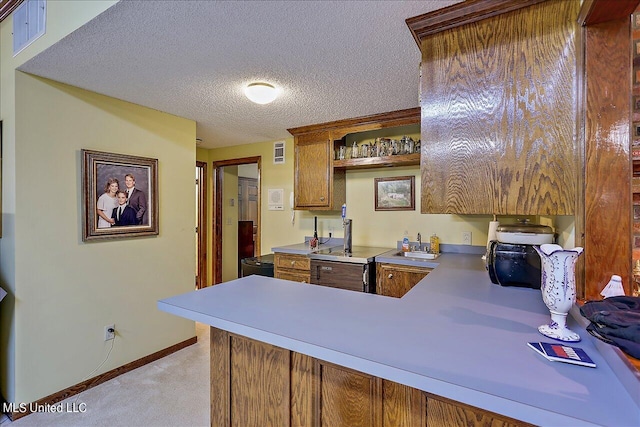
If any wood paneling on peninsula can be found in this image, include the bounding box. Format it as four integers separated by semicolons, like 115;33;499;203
210;327;530;427
414;1;579;215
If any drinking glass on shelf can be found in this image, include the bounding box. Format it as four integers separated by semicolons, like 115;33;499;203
361;144;369;158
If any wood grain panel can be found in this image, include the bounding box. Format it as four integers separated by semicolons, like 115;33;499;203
230;335;290;427
420;0;578;215
334;153;420;170
291;352;316;427
383;380;426;427
584;19;633;298
274;253;310;271
319;362;383;427
406;0;545;46
579;0;640;25
209;330;540;426
426;395;530;427
274;270;310;283
210;328;230;427
287;108;420;137
294;132;332;209
377;263;431;298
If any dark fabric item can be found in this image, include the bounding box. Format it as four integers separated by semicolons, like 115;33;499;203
580;296;640;359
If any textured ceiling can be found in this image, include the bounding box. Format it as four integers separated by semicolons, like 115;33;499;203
19;0;460;149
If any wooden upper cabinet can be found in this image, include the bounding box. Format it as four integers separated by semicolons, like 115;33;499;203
292;131;345;210
410;0;579;215
288;108;419;211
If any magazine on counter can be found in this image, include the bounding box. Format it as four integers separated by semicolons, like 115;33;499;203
527;342;596;368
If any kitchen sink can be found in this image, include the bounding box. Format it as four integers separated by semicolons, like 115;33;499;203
398;251;440;260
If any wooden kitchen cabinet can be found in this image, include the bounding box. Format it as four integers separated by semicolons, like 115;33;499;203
408;0;579;215
292;131;346;210
274;252;310;283
376;263;431;298
288;108;420;211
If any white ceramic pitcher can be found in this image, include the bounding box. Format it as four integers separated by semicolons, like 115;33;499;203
533;244;584;342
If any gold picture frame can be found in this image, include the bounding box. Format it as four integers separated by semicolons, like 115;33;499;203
82;149;158;241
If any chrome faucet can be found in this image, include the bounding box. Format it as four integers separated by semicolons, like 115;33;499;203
417;233;422;251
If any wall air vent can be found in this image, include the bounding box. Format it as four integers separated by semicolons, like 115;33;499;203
274;141;285;164
13;0;46;56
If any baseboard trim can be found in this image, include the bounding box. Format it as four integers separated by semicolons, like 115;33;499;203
5;336;197;421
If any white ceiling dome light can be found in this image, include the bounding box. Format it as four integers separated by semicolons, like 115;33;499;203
244;82;278;104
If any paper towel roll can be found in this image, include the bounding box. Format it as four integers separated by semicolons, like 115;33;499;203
487;221;500;247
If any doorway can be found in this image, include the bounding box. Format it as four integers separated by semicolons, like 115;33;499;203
196;161;207;289
213;156;261;284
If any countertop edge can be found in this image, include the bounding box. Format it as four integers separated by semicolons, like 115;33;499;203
158;298;601;427
570;304;640;408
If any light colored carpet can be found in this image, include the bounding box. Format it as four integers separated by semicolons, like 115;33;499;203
1;323;209;427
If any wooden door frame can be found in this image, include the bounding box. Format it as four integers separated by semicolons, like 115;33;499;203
213;156;261;284
196;161;208;289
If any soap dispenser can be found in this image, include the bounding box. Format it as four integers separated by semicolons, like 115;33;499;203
402;231;410;252
430;233;440;254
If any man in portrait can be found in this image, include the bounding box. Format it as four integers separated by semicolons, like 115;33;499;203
124;173;148;225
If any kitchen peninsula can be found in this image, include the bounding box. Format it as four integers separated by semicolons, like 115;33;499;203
158;254;639;427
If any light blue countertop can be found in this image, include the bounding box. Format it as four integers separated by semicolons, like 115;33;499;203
158;253;639;426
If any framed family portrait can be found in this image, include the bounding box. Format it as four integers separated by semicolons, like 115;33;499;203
82;149;158;241
374;176;415;211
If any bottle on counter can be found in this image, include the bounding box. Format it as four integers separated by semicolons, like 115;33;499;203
430;233;440;254
402;230;410;252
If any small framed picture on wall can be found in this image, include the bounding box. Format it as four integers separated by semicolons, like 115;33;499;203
374;176;415;211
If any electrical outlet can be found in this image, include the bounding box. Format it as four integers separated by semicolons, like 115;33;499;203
462;231;472;245
104;324;115;341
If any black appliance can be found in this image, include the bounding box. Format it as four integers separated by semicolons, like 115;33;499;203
241;254;274;278
486;241;541;289
309;246;390;293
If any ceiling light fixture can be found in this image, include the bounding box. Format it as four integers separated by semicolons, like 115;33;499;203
244;82;278;105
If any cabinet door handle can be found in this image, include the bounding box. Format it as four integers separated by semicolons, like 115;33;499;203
388;274;393;279
320;196;325;201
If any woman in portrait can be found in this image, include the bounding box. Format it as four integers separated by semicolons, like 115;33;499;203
97;178;119;228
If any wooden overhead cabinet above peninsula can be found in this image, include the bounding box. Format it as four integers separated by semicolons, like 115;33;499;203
408;0;579;215
288;108;420;210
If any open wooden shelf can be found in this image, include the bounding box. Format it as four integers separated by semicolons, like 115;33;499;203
333;153;420;170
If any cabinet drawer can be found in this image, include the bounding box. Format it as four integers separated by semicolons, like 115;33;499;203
276;270;311;284
274;253;310;271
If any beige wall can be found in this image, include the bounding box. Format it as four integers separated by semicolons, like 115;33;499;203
8;74;196;404
0;0;128;404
